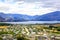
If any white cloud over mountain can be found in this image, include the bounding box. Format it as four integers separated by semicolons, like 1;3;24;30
0;0;59;15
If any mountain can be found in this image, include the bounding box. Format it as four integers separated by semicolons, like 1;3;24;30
0;13;33;22
6;14;33;21
0;11;60;22
0;13;6;22
36;11;60;21
0;16;5;22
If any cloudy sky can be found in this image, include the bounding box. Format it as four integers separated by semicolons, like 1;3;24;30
0;0;59;15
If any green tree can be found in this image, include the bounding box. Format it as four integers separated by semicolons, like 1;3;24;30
49;25;54;29
16;34;29;40
0;36;2;40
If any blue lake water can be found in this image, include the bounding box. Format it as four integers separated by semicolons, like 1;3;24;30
1;21;60;24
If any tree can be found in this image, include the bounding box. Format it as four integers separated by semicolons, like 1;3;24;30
49;25;54;29
16;34;29;40
0;36;2;40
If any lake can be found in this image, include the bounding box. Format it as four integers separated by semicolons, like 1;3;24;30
1;21;60;24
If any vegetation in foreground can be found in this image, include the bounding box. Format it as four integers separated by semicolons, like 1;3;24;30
0;23;60;40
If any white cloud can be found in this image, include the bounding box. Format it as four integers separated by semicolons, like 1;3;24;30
0;0;57;16
40;0;60;11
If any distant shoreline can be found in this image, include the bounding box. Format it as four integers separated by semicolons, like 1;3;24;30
0;21;60;24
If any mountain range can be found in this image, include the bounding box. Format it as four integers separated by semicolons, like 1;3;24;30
0;11;60;22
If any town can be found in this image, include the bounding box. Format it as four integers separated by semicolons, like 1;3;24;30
0;24;60;40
